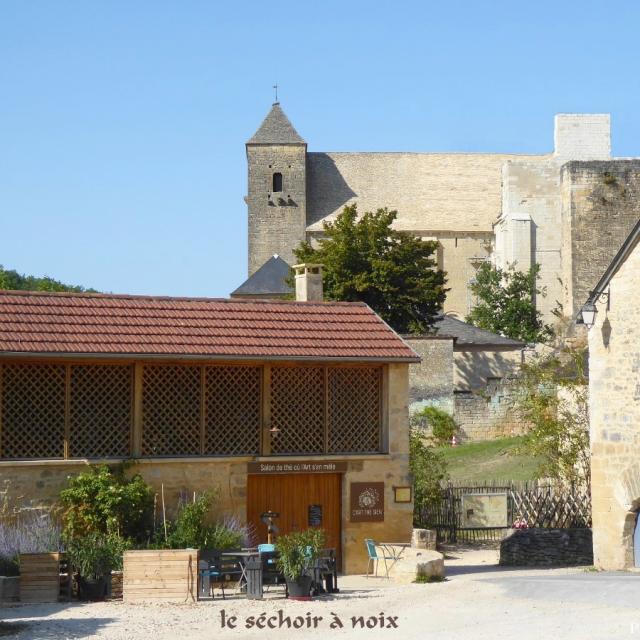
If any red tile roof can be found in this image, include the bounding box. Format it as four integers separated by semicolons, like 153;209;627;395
0;291;419;362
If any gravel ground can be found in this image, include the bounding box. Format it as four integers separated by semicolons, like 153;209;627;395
1;549;639;640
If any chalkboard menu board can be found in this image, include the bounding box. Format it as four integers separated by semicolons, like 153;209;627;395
308;504;323;527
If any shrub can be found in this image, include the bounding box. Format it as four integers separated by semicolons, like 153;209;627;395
413;406;458;445
66;532;130;578
275;528;326;582
162;493;247;550
410;428;448;519
0;510;63;576
59;465;153;542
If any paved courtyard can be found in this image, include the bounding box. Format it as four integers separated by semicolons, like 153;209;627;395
1;549;639;640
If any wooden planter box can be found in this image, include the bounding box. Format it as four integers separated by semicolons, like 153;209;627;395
123;550;198;603
19;553;64;603
0;576;20;602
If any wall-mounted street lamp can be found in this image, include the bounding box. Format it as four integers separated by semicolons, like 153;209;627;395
578;289;610;328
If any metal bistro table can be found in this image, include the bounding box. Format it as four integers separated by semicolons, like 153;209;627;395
378;542;410;566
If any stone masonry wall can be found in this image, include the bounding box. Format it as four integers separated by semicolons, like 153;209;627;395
589;234;640;570
453;377;527;441
561;160;640;318
0;363;413;576
500;528;593;567
406;337;454;414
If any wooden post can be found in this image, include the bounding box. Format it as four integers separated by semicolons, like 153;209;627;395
132;363;143;456
63;365;71;459
262;365;271;455
0;363;3;458
200;366;206;455
324;366;329;454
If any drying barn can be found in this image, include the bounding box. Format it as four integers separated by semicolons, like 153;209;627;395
0;287;417;573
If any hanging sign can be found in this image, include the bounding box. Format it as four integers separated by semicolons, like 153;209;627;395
350;482;385;522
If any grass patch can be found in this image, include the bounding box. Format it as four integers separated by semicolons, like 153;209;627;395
413;574;446;583
435;436;542;483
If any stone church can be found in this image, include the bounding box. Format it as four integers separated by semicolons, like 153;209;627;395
237;103;640;324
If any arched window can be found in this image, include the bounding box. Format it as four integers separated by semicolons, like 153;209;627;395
272;172;283;192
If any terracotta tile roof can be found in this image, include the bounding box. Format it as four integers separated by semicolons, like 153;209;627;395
0;290;419;362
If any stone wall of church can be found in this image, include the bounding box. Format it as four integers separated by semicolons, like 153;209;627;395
589;235;640;570
247;144;307;274
561;160;640;318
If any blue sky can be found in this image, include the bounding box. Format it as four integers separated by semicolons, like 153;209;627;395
1;1;639;297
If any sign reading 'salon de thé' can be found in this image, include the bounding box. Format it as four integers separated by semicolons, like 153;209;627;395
247;460;348;474
350;482;385;522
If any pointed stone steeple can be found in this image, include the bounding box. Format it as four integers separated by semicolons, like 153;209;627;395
247;103;306;145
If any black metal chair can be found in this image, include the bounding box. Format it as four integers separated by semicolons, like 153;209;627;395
199;550;243;600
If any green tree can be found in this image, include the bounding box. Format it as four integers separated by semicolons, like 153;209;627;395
293;205;447;334
512;346;590;494
466;262;553;343
409;428;449;521
0;264;95;293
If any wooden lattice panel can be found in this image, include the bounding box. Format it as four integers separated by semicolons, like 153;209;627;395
328;367;381;453
70;365;132;458
270;366;325;454
205;366;261;455
1;364;66;459
142;365;201;456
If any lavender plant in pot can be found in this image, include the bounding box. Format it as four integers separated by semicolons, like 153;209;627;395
275;528;326;600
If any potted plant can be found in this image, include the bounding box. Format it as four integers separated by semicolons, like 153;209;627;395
275;528;326;600
66;533;126;601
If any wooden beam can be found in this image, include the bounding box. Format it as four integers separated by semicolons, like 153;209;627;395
132;363;143;457
0;364;3;458
261;365;271;455
324;365;329;454
200;366;206;455
64;365;71;459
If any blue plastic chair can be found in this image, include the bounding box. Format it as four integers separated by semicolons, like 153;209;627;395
364;539;394;578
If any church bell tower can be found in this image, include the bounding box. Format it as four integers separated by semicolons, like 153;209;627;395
246;103;307;275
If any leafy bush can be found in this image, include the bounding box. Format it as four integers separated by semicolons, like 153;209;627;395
66;532;130;578
414;406;458;445
0;510;63;575
59;465;153;541
410;428;448;519
275;528;326;582
161;493;246;550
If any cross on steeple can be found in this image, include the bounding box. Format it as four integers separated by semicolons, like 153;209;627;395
273;83;278;104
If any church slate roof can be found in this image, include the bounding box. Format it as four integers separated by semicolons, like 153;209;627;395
247;103;306;145
0;290;419;362
230;255;293;297
431;315;525;347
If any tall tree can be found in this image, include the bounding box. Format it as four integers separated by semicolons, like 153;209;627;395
0;265;95;293
466;262;553;343
293;205;448;334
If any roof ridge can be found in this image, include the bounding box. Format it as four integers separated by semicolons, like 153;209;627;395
0;289;368;307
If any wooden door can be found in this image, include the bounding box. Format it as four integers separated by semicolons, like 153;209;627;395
247;473;342;567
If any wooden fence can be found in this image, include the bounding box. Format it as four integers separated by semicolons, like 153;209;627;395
416;480;591;543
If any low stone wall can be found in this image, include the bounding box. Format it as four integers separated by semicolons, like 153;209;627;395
499;528;593;567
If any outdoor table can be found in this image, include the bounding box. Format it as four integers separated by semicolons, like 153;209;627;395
220;551;260;589
377;542;410;562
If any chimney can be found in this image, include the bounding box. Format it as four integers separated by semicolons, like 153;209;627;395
293;263;324;302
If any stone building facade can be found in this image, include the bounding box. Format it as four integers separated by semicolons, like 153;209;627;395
0;289;418;574
587;219;640;569
246;106;640;323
